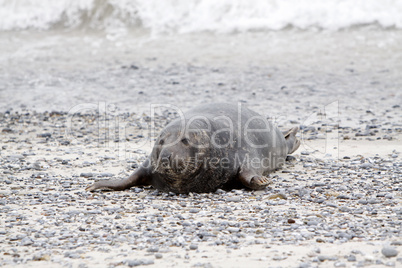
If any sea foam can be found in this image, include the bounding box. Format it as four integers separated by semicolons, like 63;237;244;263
1;0;402;32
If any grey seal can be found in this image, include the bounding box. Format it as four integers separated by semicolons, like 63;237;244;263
86;103;300;193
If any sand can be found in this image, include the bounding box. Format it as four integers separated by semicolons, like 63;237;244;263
0;28;401;267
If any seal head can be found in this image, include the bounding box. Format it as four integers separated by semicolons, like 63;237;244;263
150;118;229;193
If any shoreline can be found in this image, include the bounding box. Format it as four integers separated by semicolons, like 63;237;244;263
0;28;401;267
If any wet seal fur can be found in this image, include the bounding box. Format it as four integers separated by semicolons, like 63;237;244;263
87;103;300;193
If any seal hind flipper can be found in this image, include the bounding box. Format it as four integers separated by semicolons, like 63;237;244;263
238;168;272;190
86;160;152;192
283;127;300;154
249;175;272;190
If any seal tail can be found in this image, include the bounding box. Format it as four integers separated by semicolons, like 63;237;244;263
282;127;300;154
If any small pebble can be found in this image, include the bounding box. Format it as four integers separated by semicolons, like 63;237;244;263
125;259;154;267
155;253;163;259
226;196;241;202
189;244;198;250
382;246;398;258
347;255;357;262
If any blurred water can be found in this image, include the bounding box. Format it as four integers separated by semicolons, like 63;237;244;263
1;0;402;33
0;30;401;115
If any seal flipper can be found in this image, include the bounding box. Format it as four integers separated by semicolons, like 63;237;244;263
283;127;300;154
86;159;152;192
238;168;272;190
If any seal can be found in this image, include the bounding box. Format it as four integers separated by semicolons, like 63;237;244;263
86;103;300;193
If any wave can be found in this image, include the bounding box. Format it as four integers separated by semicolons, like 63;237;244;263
1;0;402;33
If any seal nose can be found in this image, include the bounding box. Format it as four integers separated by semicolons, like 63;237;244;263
159;151;173;169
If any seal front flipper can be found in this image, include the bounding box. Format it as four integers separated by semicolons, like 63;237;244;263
86;160;152;192
238;168;272;190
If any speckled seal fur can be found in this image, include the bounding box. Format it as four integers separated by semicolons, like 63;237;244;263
87;103;300;193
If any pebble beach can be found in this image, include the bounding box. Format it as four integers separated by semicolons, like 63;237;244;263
1;5;402;268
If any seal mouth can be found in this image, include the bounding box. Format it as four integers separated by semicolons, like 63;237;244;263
157;156;203;178
174;156;203;176
155;156;203;193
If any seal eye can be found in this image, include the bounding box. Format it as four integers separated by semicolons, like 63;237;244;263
159;139;164;145
181;138;189;146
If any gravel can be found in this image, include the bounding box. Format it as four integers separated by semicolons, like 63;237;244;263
0;109;400;267
0;29;401;268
